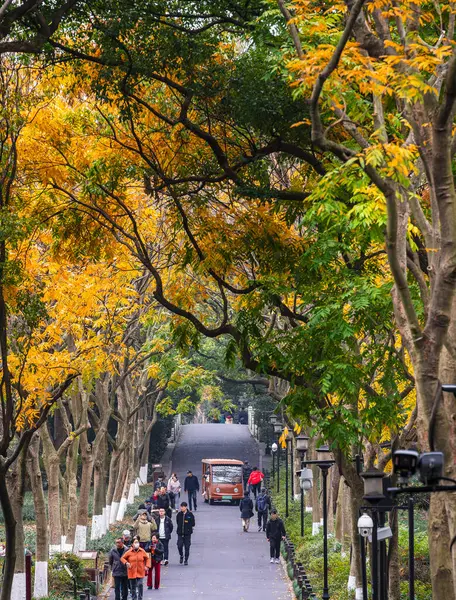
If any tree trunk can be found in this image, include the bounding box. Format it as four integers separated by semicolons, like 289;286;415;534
311;466;321;534
28;433;49;598
91;450;105;540
11;449;26;600
428;492;455;598
65;431;80;546
106;447;121;524
388;509;401;600
0;462;16;600
41;424;62;553
110;449;128;523
74;432;93;552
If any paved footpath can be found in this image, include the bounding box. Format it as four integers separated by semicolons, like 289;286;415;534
109;423;292;600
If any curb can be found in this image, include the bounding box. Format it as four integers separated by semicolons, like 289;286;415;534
280;555;298;599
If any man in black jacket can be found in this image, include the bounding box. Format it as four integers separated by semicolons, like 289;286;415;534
243;461;252;492
266;510;286;564
154;507;174;565
109;538;129;600
184;470;200;511
176;501;196;565
156;487;172;518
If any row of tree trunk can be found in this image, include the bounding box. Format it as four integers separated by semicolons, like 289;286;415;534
8;365;162;600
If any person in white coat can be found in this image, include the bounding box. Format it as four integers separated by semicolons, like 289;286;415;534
167;473;181;511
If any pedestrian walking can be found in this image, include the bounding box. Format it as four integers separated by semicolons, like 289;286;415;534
167;473;181;510
176;501;195;565
147;534;164;590
122;530;133;547
121;538;151;600
239;490;254;532
133;512;157;548
154;475;165;491
184;470;199;511
133;503;152;522
243;461;252;492
266;509;286;563
255;488;272;532
247;467;265;498
156;486;172;518
154;507;173;565
109;538;129;600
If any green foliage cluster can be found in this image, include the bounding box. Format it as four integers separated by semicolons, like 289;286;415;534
47;553;92;595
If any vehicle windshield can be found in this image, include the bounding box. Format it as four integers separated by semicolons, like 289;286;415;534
211;465;243;485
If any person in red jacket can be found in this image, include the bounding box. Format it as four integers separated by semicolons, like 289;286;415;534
247;467;264;498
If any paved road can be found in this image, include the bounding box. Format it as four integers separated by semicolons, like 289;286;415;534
109;424;292;600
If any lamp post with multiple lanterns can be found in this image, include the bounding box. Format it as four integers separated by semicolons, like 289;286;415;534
301;444;336;600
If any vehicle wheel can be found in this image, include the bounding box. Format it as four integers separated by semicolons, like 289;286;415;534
209;498;215;505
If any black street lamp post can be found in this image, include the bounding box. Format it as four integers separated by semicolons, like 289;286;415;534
301;444;335;600
271;442;278;483
285;435;289;518
408;497;415;600
296;434;310;538
360;467;387;600
273;422;283;493
290;438;294;501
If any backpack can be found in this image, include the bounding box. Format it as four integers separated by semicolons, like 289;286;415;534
257;494;267;512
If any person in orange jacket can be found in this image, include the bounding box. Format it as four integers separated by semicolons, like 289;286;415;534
247;467;265;498
121;537;151;600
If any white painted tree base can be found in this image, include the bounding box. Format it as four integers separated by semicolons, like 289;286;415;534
73;525;87;553
306;506;313;512
110;501;119;524
347;575;356;590
127;483;135;505
11;572;26;600
134;480;140;496
101;507;107;535
139;465;148;484
105;505;111;528
91;514;104;540
117;497;127;521
355;588;363;599
34;561;48;598
312;522;321;535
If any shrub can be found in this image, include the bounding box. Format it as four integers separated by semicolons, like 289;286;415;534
48;552;90;594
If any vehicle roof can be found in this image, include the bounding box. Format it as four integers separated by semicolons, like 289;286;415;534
201;459;244;465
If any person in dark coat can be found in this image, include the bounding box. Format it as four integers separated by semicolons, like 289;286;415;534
255;488;272;532
154;507;174;565
176;501;196;565
184;470;200;511
266;509;287;563
109;538;129;600
156;487;172;518
154;475;165;491
243;461;252;492
239;490;254;532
